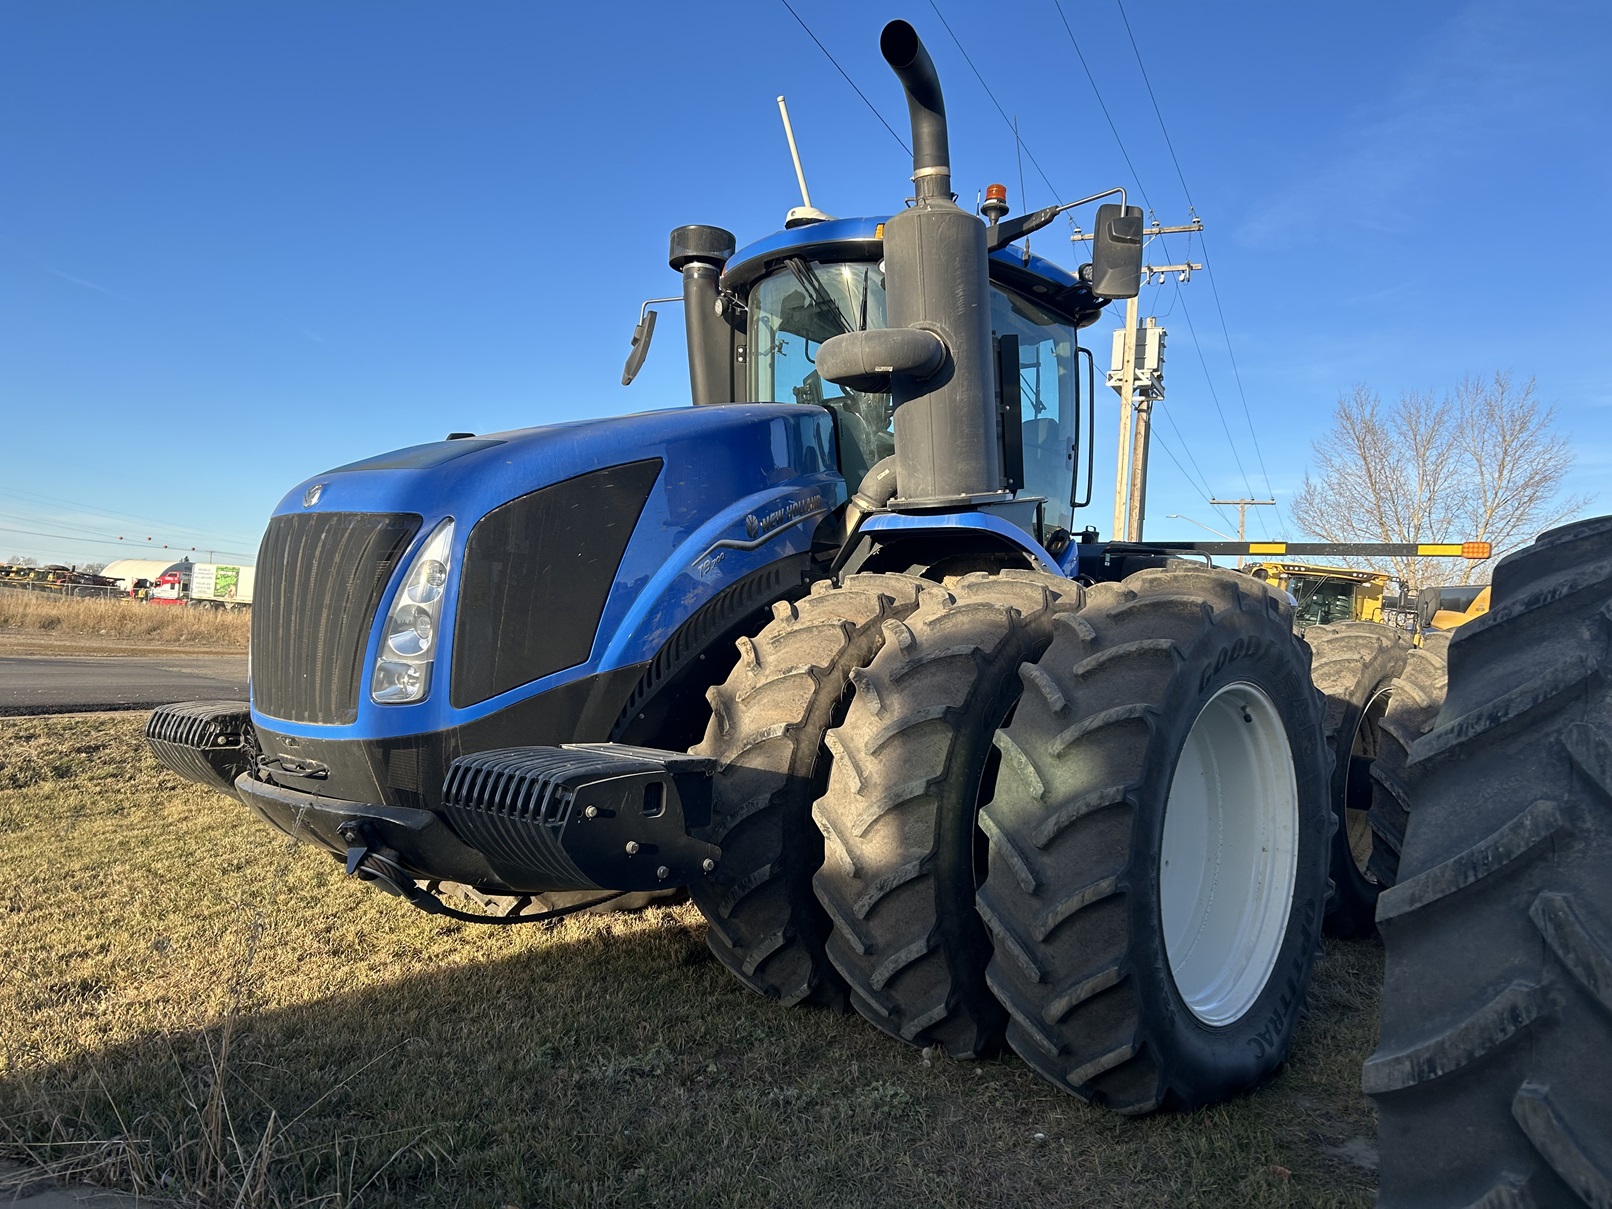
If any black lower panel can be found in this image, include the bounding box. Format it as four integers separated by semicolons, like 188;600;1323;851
252;662;647;811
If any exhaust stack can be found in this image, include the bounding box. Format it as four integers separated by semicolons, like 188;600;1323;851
817;20;1004;508
879;21;950;199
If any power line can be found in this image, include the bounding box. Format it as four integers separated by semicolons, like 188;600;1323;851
1153;404;1239;530
778;0;910;156
0;525;255;560
1149;429;1242;529
0;484;261;548
1114;0;1192;207
1050;0;1155;211
1053;0;1274;538
1173;290;1258;502
1113;0;1277;517
927;0;1062;205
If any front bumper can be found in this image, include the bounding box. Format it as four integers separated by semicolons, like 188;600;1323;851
232;772;512;888
149;701;722;897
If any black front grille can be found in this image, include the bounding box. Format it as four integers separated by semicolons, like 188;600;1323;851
252;511;421;724
451;460;661;708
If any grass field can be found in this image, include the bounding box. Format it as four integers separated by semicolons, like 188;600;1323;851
0;714;1384;1208
0;590;249;653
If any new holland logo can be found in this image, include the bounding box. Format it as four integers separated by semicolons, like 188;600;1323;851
743;492;825;545
694;491;830;575
302;483;325;507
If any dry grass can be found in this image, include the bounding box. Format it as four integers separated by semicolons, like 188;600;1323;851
0;590;249;651
0;714;1383;1208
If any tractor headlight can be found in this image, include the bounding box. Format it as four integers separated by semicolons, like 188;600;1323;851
371;518;453;704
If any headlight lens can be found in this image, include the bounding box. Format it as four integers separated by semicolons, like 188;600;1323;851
371;518;453;704
405;560;447;604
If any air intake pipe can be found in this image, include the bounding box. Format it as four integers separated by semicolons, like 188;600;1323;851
816;21;1005;508
670;224;737;407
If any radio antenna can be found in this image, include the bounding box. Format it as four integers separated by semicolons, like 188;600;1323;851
777;96;832;228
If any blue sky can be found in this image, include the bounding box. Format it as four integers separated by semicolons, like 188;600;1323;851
2;0;1607;563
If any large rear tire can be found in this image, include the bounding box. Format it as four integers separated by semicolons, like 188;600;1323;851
1366;516;1612;1208
978;567;1332;1113
1366;629;1451;888
1305;621;1410;937
811;570;1080;1058
689;573;928;1008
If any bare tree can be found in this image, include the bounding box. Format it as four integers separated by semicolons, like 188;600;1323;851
1291;373;1588;586
5;555;39;567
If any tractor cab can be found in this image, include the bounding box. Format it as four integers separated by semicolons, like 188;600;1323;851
719;217;1108;537
622;209;1115;548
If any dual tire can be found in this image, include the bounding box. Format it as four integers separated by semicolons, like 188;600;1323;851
979;568;1331;1111
693;564;1332;1113
687;573;929;1008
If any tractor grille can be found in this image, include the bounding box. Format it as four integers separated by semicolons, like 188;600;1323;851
252;511;421;724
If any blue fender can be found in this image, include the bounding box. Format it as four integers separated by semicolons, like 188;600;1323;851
853;511;1071;576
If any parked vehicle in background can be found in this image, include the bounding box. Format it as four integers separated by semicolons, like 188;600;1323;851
1245;560;1412;631
188;563;255;609
0;563;124;598
147;564;193;605
101;558;194;599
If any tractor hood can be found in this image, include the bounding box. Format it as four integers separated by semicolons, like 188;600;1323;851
254;403;844;743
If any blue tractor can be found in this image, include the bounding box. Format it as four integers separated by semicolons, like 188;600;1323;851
150;21;1336;1114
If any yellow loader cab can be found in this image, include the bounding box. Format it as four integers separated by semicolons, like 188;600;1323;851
1244;561;1397;630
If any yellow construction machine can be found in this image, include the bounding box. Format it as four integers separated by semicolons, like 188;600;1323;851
1245;561;1407;631
1246;561;1489;637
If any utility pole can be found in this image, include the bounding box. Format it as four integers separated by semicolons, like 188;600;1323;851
1111;291;1142;541
1074;218;1202;541
1209;498;1277;567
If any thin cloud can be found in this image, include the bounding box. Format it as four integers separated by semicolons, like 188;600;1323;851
45;266;119;297
1240;0;1590;248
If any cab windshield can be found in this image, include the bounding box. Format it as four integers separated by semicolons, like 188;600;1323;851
1287;575;1359;628
746;258;1082;532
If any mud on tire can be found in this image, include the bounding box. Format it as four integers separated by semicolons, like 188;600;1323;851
811;570;1081;1058
1366;516;1612;1208
689;573;928;1008
978;567;1332;1113
1305;621;1410;937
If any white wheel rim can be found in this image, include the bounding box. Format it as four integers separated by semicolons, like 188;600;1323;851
1160;680;1299;1027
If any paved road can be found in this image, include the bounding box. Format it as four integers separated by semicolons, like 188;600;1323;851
0;654;248;716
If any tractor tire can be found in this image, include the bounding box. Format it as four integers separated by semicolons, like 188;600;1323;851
1305;621;1410;937
978;567;1332;1113
811;570;1081;1058
1366;515;1612;1208
689;573;929;1008
1366;630;1452;888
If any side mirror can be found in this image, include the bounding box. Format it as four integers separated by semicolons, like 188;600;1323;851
621;308;658;386
1091;203;1144;299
